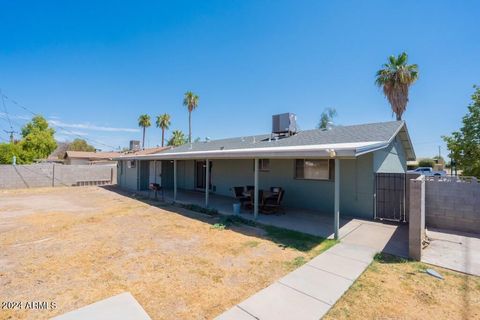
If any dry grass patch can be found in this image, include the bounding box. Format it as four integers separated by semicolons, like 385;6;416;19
0;187;335;320
324;253;480;320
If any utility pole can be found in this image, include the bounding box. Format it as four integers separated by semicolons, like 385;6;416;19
3;130;16;143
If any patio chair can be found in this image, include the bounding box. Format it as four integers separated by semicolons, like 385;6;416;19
232;186;249;207
245;185;255;192
261;189;285;214
245;190;264;211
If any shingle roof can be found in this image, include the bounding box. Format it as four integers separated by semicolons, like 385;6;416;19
120;146;170;156
166;121;404;154
64;151;122;160
116;120;415;160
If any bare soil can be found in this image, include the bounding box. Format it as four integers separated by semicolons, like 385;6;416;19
0;187;330;320
324;254;480;320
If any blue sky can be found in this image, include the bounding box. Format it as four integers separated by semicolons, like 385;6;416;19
1;1;479;157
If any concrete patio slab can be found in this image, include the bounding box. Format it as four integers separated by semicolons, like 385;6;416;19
422;228;480;276
340;221;409;257
279;264;353;305
326;242;377;264
51;292;151;320
307;251;369;281
214;306;256;320
236;282;331;320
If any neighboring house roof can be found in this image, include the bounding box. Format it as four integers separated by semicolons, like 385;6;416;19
64;151;122;160
47;142;70;160
120;147;170;156
116;121;415;161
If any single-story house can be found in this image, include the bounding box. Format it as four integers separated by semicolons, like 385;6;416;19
115;119;415;238
63;151;123;165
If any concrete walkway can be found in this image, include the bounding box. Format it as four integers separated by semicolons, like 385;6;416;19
216;242;377;320
52;292;151;320
215;218;408;320
422;228;480;276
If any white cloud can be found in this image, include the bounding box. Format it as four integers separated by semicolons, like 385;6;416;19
0;112;30;120
48;120;139;133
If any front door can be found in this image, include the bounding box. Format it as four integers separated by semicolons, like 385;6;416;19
195;161;212;190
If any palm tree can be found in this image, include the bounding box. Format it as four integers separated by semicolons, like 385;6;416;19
317;107;337;129
138;114;151;149
183;91;199;143
156;113;171;147
167;130;187;147
375;52;419;120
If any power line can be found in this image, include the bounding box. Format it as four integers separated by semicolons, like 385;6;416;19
0;88;13;132
1;91;118;150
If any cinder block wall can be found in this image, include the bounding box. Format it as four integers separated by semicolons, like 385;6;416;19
0;164;117;189
425;178;480;234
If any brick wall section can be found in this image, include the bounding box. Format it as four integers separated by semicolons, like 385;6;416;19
0;164;117;189
409;177;425;260
424;177;480;234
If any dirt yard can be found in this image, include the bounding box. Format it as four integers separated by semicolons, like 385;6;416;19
0;187;332;320
324;253;480;320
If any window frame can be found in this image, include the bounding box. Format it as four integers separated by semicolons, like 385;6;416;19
127;160;136;169
294;159;332;181
259;159;270;172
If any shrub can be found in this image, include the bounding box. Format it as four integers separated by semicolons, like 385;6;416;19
418;159;435;168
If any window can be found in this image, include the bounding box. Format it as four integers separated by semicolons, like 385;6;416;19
259;159;270;171
295;159;330;180
127;160;136;169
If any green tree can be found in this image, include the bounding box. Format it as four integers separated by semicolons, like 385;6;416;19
183;91;199;143
317;108;337;129
68;138;96;152
375;52;419;120
0;115;56;164
443;85;480;178
156;113;171;147
167;130;187;147
20;115;57;162
0;143;24;164
138;114;151;149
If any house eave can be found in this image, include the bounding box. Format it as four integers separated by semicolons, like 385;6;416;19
114;141;385;161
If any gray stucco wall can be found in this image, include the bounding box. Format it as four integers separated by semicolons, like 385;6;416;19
373;136;407;173
210;157;374;218
176;160;195;190
339;154;374;218
117;160;138;191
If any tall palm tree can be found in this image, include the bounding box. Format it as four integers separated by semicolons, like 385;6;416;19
138;114;151;149
167;130;187;147
156;113;171;147
375;52;419;120
183;91;199;143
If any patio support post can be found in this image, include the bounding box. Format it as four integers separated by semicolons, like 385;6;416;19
334;158;340;240
205;159;210;207
254;158;259;219
173;160;177;202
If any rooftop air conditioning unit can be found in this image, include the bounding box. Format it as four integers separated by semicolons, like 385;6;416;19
272;113;297;136
129;140;141;151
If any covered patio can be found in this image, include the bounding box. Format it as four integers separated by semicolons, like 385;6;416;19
145;188;352;238
138;188;408;256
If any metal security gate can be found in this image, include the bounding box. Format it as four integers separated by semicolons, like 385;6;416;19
374;173;406;222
